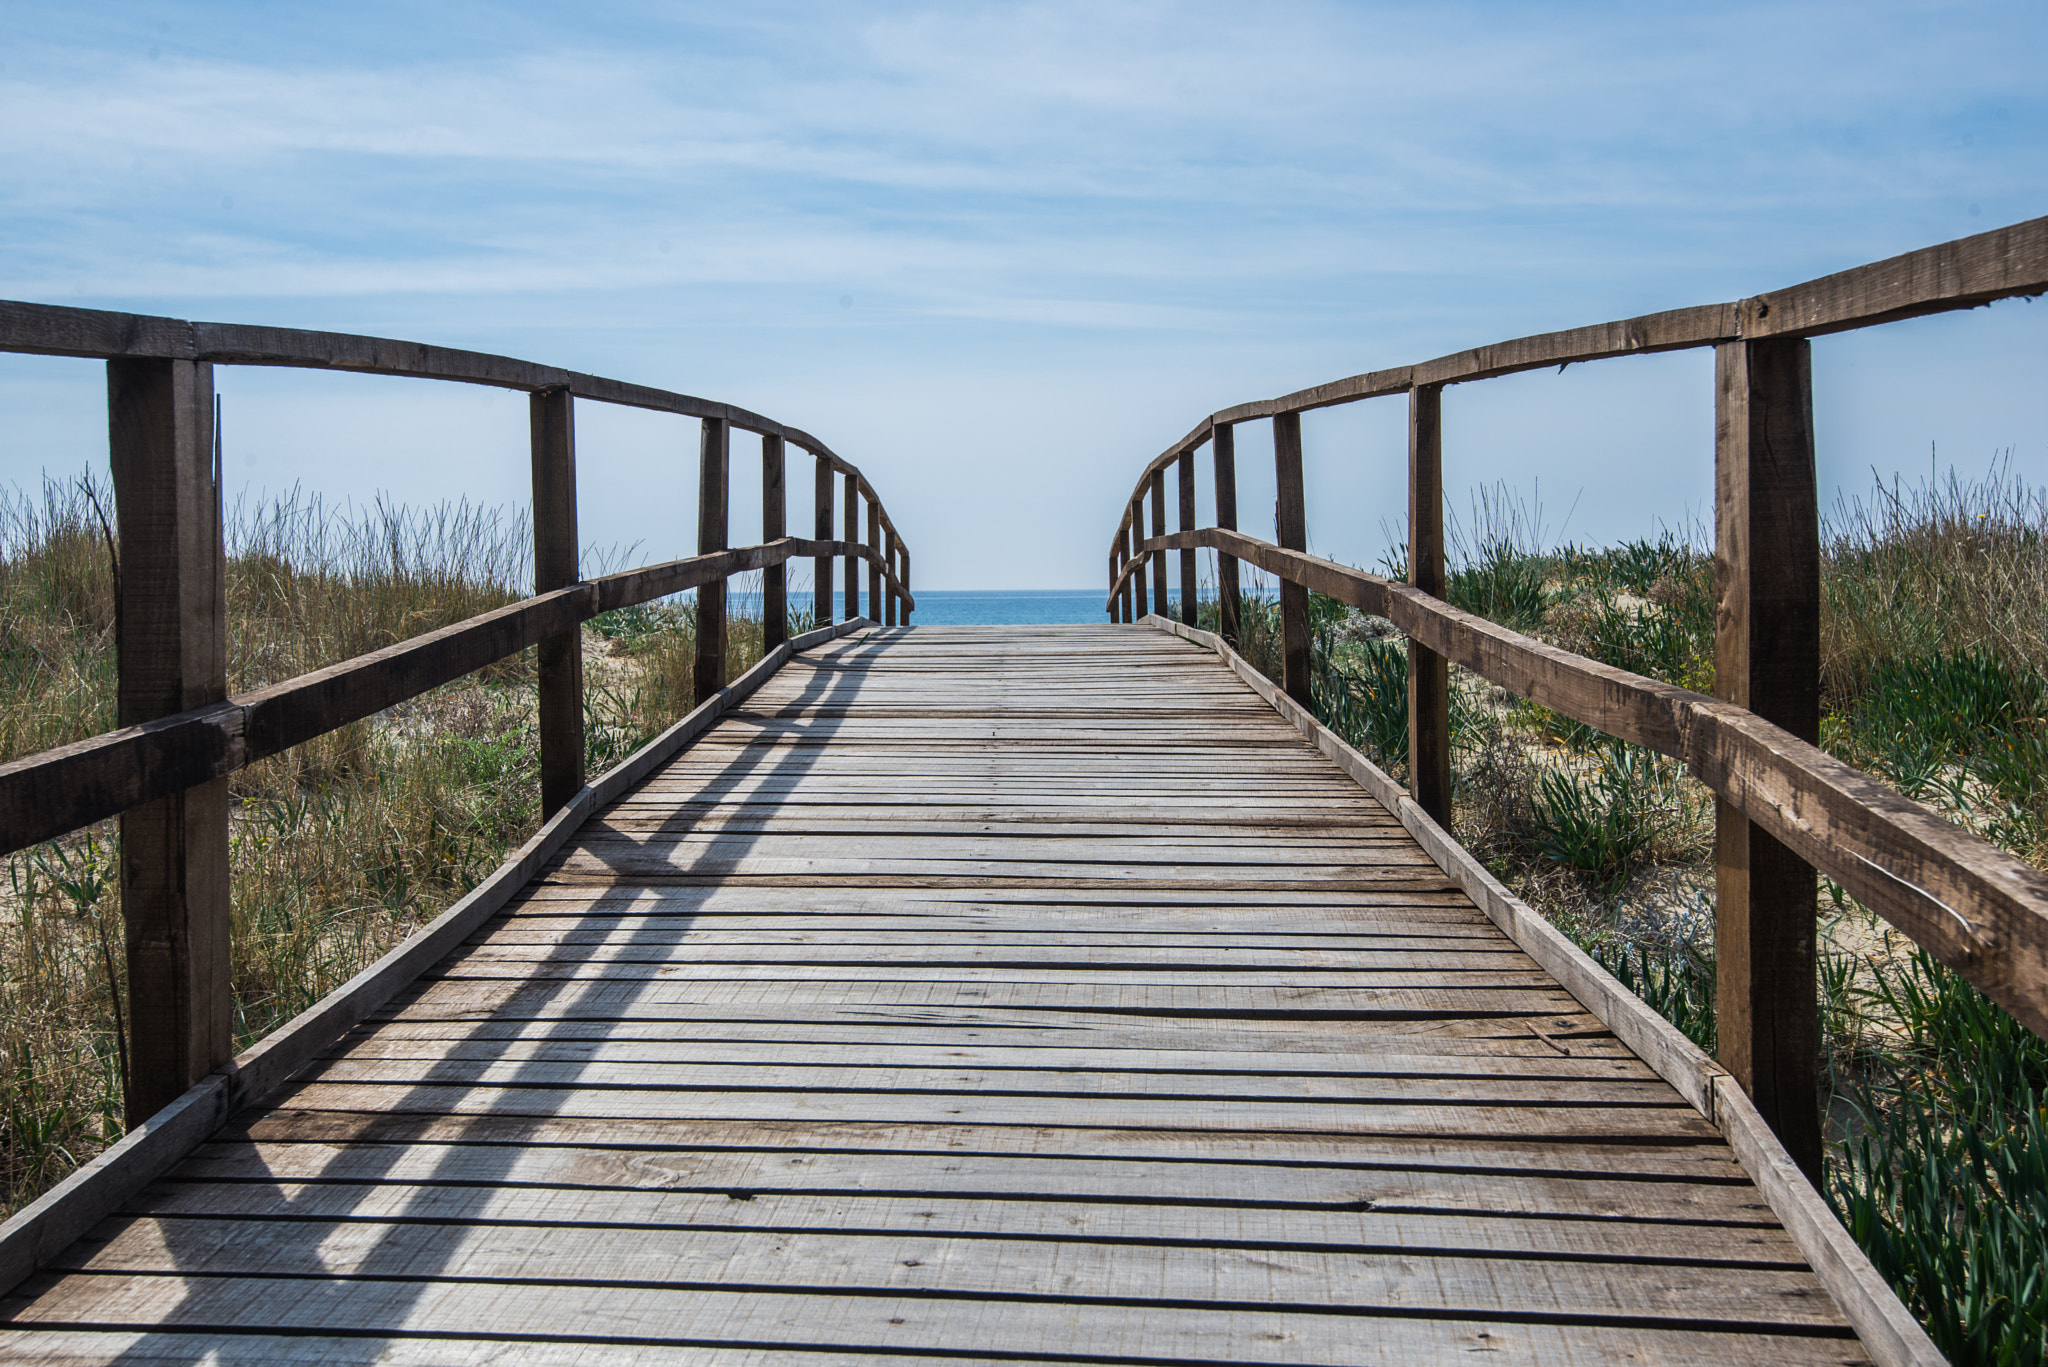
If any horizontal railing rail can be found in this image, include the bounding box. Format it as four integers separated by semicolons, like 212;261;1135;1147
1105;215;2048;1179
1119;527;2048;1037
0;535;902;857
0;301;915;1125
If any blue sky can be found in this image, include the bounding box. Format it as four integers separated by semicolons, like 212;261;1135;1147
2;1;2044;588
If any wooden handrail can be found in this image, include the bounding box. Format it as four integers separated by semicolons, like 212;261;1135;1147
0;535;905;858
1106;217;2048;1176
0;307;915;1120
1114;525;2048;1040
1108;216;2048;528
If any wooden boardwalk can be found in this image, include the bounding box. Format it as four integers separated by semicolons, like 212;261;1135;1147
0;626;1871;1365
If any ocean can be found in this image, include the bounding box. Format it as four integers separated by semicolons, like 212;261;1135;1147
727;589;1129;626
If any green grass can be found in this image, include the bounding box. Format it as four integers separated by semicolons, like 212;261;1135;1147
0;476;805;1215
1198;464;2048;1365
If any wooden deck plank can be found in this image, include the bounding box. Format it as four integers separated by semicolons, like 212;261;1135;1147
0;625;1875;1364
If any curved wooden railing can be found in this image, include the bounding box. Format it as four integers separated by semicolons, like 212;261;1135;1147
1104;217;2048;1174
0;301;913;1122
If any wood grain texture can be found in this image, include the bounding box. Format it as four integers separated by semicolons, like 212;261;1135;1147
812;455;834;626
1127;523;2048;1044
107;356;231;1126
531;386;584;817
1149;468;1169;619
0;625;1887;1363
1714;337;1823;1180
0;620;873;1306
1176;450;1198;627
1273;412;1311;707
760;434;787;651
1406;383;1451;826
693;416;731;701
1139;612;1938;1367
1213;424;1241;646
1104;217;2047;527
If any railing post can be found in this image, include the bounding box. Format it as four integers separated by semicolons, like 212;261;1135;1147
1213;423;1240;647
1407;384;1452;825
1714;337;1822;1182
866;498;882;625
693;416;730;701
813;455;834;629
1273;412;1311;708
900;543;912;625
108;357;229;1126
882;523;897;626
762;434;787;651
1119;526;1135;623
1130;500;1149;619
843;474;860;622
531;386;584;818
1176;450;1198;627
1108;545;1121;622
1149;469;1169;620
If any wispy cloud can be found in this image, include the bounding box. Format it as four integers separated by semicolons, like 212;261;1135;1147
0;0;2042;583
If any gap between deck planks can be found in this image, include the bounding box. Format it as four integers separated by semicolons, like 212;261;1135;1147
0;625;1897;1366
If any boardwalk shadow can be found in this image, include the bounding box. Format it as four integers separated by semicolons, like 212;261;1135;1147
104;632;890;1361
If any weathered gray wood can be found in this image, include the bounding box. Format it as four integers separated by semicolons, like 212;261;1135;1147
899;542;912;626
1273;411;1311;707
843;473;860;622
0;620;872;1301
1214;422;1241;646
1714;337;1822;1180
531;386;583;817
760;434;786;650
865;497;882;628
1130;499;1149;618
693;417;731;702
1141;613;1937;1367
1148;467;1169;617
882;523;897;627
1176;449;1198;626
107;356;230;1127
1407;382;1451;825
1136;522;2048;1042
812;455;833;628
1106;216;2048;562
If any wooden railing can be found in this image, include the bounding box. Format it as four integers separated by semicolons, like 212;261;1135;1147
0;302;913;1124
1105;217;2048;1178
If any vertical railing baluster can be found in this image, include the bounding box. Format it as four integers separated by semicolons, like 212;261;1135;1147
843;472;860;622
1714;337;1823;1182
1176;450;1197;627
694;417;730;701
109;356;229;1126
1149;470;1169;620
762;434;787;651
1213;423;1240;647
1273;412;1310;707
1119;525;1134;623
866;497;882;624
1407;385;1452;824
532;386;584;817
900;542;913;625
883;522;897;626
1131;500;1149;619
813;454;834;631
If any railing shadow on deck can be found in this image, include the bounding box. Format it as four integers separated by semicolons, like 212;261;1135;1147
1101;215;2048;1184
0;303;919;1298
101;634;879;1363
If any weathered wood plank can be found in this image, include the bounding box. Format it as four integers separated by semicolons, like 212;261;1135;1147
108;355;231;1125
531;385;584;816
1714;336;1823;1179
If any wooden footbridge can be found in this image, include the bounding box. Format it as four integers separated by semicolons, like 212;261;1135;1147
3;220;2047;1365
